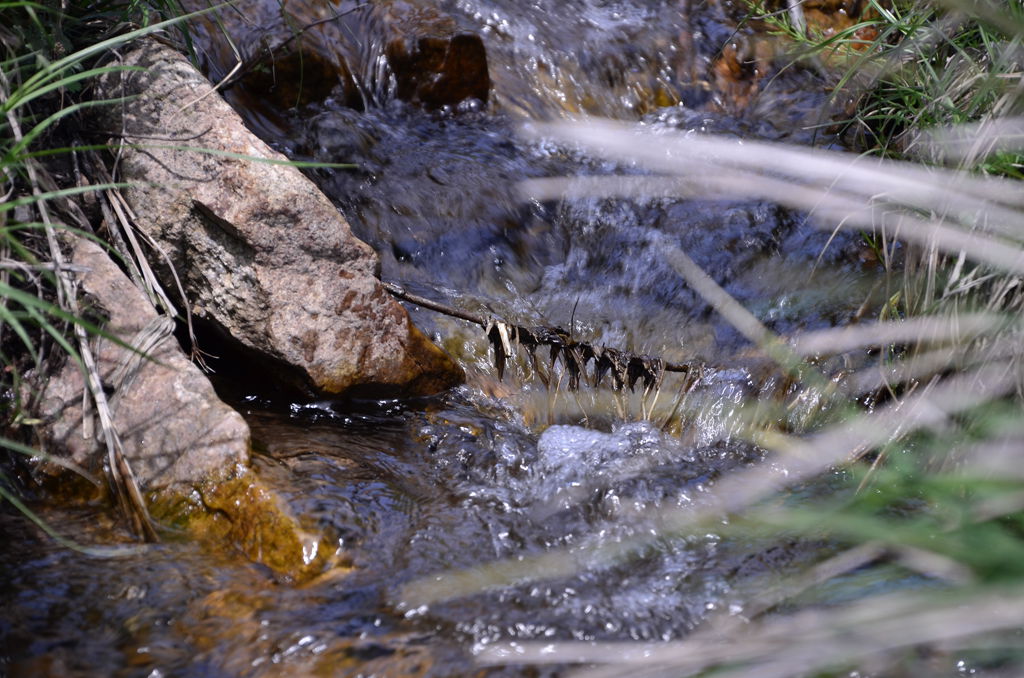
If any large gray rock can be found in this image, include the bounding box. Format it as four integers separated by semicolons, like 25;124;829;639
35;236;250;490
95;41;462;396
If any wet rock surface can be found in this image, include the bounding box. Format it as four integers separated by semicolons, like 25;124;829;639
94;40;463;398
182;0;490;137
149;468;349;580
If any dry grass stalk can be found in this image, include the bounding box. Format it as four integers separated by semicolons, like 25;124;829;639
481;586;1024;678
0;69;157;542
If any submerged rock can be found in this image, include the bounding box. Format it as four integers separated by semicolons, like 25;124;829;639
182;0;490;133
150;472;349;580
95;40;462;397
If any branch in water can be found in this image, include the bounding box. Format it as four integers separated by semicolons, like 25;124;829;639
381;281;693;392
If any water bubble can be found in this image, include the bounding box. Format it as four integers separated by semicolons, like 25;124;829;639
956;659;977;675
301;537;319;566
403;605;430;619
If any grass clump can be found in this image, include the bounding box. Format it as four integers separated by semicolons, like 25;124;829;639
750;0;1024;172
844;1;1024;171
0;1;195;543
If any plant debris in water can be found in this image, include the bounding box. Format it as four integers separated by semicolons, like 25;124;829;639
383;281;694;392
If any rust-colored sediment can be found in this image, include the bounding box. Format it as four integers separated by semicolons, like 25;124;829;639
150;470;352;582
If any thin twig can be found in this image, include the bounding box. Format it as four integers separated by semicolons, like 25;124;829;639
382;282;694;389
218;3;371;91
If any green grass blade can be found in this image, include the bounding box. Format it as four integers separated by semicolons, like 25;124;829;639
16;4;221;97
0;436;101;486
141;143;358;169
0;480;147;557
7;96;130;158
0;278;166;359
0;182;132;212
0;281;102;340
18;142;355;170
0;1;56;11
0;301;41;362
20;142;122;159
27;303;81;365
3;65;142;114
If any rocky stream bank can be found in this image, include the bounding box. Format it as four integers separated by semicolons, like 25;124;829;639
26;38;464;579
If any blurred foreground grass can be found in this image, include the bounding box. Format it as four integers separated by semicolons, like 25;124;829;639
406;1;1024;676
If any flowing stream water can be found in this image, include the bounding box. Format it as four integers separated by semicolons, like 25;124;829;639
2;1;896;675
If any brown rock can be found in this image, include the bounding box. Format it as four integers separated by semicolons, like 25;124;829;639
375;3;490;108
183;0;490;120
94;41;463;397
34;235;250;490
